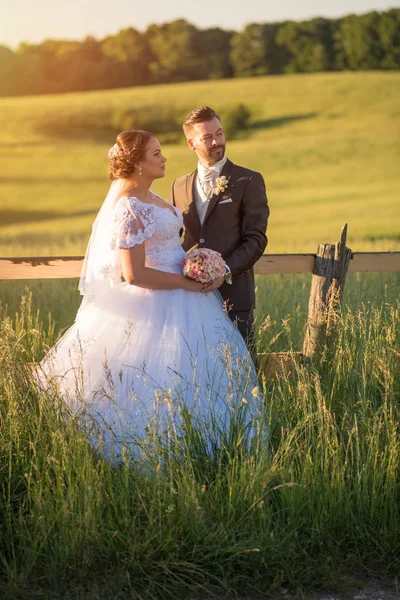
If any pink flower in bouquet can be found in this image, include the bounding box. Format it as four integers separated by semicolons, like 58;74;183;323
182;248;226;284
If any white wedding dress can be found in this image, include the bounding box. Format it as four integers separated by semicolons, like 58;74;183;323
38;192;261;459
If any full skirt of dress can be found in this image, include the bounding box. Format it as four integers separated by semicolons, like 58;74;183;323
38;282;261;459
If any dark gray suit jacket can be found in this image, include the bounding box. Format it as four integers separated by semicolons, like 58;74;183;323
171;158;269;312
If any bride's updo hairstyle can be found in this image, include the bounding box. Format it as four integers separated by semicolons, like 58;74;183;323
108;130;156;180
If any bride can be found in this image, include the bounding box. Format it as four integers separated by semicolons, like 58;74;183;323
38;130;261;459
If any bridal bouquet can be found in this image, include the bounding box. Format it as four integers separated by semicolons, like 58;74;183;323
182;248;226;284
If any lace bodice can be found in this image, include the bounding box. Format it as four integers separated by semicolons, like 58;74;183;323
111;196;185;273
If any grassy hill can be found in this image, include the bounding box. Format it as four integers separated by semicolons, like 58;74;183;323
0;71;399;257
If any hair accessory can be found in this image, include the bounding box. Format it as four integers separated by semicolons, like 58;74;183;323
108;143;125;160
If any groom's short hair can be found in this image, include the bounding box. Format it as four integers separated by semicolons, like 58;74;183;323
183;106;221;136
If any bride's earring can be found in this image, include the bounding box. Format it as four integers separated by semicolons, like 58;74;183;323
139;167;142;176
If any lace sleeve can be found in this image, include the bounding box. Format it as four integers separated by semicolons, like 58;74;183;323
111;198;156;250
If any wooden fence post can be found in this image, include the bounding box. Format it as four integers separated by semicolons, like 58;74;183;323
302;224;352;360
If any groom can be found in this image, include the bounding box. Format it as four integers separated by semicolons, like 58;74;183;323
171;106;270;344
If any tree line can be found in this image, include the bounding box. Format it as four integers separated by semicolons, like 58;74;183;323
1;8;399;96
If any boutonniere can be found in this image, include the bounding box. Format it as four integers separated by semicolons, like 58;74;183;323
213;176;229;195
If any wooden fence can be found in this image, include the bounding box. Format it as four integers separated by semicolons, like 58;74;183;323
1;225;399;377
0;251;399;280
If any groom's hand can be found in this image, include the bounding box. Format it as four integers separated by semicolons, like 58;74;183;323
201;275;225;293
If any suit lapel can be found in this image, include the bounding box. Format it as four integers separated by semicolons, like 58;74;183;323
184;169;202;238
203;159;234;226
186;169;196;208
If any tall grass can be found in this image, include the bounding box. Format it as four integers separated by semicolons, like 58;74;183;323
0;292;399;598
0;270;398;357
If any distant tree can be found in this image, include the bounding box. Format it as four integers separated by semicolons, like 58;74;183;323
334;11;383;70
101;27;152;86
1;9;398;97
194;28;234;79
146;19;200;83
230;23;287;76
63;37;112;91
0;45;14;62
26;40;80;93
15;38;111;94
276;18;334;73
230;24;269;77
263;23;292;74
377;8;400;69
0;46;17;95
13;43;48;94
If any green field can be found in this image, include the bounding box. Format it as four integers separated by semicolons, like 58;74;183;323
0;71;399;257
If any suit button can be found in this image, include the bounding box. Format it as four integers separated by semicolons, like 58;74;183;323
199;238;205;244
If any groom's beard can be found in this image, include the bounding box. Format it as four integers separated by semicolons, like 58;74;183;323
206;144;226;164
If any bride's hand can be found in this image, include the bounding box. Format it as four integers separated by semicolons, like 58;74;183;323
183;278;205;292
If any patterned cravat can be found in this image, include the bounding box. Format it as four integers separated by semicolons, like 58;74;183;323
199;169;215;198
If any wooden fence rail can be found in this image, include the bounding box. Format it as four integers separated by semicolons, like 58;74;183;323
1;252;400;280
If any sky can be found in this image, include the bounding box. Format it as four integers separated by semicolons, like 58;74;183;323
1;0;397;50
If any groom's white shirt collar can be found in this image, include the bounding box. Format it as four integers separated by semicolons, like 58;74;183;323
197;156;227;179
